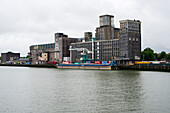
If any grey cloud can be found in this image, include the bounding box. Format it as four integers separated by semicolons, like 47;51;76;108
0;0;170;56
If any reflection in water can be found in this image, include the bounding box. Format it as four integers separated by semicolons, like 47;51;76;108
93;71;144;113
116;71;144;112
0;67;170;113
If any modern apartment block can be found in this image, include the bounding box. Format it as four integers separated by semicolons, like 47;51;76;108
29;43;55;64
119;19;141;60
1;52;20;63
70;39;119;62
54;33;78;62
84;32;92;41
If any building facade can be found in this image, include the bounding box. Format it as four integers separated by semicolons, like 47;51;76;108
84;32;92;41
29;43;55;64
70;39;119;62
70;15;141;63
119;20;141;60
29;33;79;64
28;15;141;64
99;15;114;27
55;33;78;62
95;15;120;40
1;52;20;64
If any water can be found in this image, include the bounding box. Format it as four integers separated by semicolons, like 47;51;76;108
0;66;170;113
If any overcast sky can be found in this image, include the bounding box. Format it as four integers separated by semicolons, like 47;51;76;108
0;0;170;56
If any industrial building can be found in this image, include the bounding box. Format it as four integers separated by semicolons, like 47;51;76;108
29;14;141;64
69;15;141;63
95;15;120;40
84;32;92;41
1;52;20;64
119;19;141;60
29;43;55;64
70;39;119;62
70;15;120;63
29;33;79;64
54;33;78;62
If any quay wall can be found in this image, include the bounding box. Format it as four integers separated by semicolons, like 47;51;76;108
0;64;170;72
0;64;56;68
118;65;170;72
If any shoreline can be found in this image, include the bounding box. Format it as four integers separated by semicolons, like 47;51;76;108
0;64;170;72
0;64;56;68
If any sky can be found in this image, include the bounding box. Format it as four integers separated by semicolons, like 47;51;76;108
0;0;170;56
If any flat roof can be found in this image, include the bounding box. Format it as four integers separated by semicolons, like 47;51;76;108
30;43;55;47
119;19;141;23
71;39;119;45
100;14;114;18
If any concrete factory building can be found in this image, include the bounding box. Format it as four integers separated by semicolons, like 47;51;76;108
54;33;78;62
29;14;141;64
29;33;79;64
119;19;141;60
70;39;119;62
69;14;141;63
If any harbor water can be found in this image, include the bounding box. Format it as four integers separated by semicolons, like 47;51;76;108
0;66;170;113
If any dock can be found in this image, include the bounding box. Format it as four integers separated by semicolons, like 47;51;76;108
57;65;118;70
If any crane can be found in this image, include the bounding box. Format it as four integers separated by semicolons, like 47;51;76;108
69;46;93;63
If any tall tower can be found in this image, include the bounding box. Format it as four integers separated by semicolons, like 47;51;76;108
54;33;68;61
84;32;92;42
99;15;114;27
119;19;141;60
95;15;115;40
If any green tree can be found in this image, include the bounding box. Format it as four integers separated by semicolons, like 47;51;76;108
153;53;158;60
166;54;170;61
141;47;155;61
159;51;166;60
26;55;29;58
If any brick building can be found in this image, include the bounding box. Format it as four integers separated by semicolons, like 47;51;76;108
29;43;55;64
55;33;78;62
1;52;20;64
29;33;79;64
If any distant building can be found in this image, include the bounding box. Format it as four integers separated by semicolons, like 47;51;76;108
84;32;92;41
1;52;20;64
95;15;120;40
119;19;141;60
55;33;78;62
29;43;55;64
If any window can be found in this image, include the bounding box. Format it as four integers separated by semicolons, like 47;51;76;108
136;38;138;41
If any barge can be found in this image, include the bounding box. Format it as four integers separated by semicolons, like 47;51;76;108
56;61;117;70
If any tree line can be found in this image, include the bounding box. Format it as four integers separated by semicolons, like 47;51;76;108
141;47;170;61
